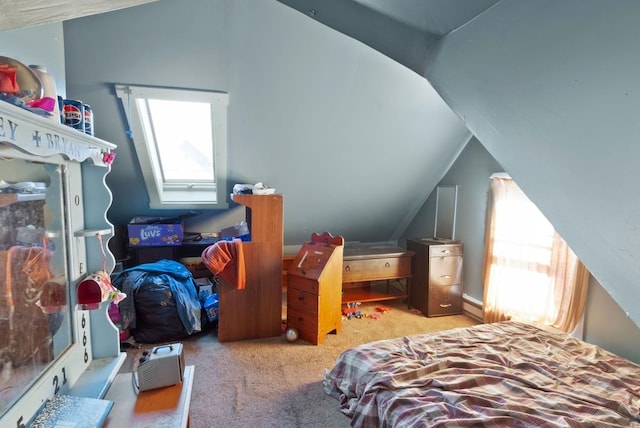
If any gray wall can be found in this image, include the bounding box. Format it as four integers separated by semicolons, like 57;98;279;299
401;137;502;302
585;275;640;362
63;0;470;246
427;0;640;335
0;24;66;98
3;0;638;362
407;139;640;363
62;0;639;361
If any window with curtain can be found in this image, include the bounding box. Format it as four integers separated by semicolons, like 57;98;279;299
482;173;589;333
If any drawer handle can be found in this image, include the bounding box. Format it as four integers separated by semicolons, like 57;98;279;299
440;275;452;279
345;265;351;272
441;250;451;254
439;303;452;308
384;262;391;268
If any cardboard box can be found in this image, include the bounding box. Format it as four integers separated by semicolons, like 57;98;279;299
179;256;211;278
195;277;214;301
127;216;184;247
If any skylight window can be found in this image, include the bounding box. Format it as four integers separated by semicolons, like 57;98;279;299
115;85;229;209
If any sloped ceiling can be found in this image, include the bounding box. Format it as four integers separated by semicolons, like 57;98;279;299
0;0;159;31
60;0;473;246
275;0;500;75
425;0;640;328
277;0;640;328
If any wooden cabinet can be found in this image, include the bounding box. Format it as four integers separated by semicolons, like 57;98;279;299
217;194;283;342
287;232;344;345
407;238;463;317
342;242;414;304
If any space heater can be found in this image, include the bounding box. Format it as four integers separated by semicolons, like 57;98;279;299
135;343;185;392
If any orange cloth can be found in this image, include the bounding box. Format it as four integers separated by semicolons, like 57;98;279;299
201;239;246;290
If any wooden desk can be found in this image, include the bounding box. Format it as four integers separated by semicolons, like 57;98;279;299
104;365;194;428
342;242;414;304
286;232;344;345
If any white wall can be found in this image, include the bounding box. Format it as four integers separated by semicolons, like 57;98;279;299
427;0;640;329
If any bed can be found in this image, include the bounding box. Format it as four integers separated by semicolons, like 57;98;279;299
323;321;640;427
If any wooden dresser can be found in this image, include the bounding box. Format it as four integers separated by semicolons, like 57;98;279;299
407;238;463;317
287;233;344;345
342;242;414;304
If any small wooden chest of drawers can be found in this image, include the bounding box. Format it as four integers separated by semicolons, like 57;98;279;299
407;238;463;317
287;233;344;345
342;247;413;283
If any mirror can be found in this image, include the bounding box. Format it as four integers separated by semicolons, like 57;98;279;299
0;157;71;417
434;185;458;240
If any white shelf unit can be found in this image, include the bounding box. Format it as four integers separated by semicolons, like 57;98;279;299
0;100;122;427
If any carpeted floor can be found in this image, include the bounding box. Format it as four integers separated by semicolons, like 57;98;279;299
121;298;478;428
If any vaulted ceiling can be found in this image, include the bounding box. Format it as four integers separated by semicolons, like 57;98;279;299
275;0;500;76
1;0;498;76
273;0;640;334
6;0;640;334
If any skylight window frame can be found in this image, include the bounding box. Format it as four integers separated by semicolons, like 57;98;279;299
115;84;229;209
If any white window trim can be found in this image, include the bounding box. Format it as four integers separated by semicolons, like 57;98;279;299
115;84;229;209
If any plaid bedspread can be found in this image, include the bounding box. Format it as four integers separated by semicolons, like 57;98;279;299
323;321;640;427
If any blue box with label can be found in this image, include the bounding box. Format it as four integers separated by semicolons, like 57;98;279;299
127;216;184;247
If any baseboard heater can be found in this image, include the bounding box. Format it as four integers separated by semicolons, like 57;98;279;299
462;294;483;322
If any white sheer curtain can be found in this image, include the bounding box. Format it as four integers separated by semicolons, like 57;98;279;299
482;174;588;332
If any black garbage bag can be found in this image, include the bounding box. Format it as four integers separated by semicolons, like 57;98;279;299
112;259;202;343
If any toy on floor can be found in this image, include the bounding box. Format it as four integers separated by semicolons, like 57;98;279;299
285;327;299;342
342;302;363;319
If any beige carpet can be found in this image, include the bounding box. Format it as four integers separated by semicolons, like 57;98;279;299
121;299;478;428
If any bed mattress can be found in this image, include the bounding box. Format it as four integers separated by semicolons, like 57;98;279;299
323;321;640;427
